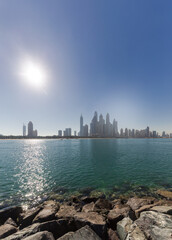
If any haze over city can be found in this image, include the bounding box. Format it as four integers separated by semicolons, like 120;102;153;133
1;0;172;135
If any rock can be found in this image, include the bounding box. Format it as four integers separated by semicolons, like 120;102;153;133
43;200;60;211
94;198;112;211
108;205;135;229
82;202;95;213
57;225;101;240
23;231;55;240
135;204;155;218
20;206;43;229
126;223;146;240
0;224;17;238
126;197;153;211
33;208;56;223
4;218;17;227
108;228;120;240
157;189;172;200
74;212;106;238
32;201;59;223
57;232;74;240
81;196;98;203
117;217;133;240
4;223;40;239
151;205;172;215
135;211;172;239
0;206;22;225
56;205;77;219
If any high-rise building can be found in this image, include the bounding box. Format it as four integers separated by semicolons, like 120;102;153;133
58;130;62;137
146;126;150;137
83;124;88;137
98;114;104;136
23;124;26;136
64;128;72;137
28;121;33;137
80;114;83;136
90;111;98;136
113;119;118;137
125;128;129;137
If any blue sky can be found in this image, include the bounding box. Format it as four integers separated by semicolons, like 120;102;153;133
0;0;172;135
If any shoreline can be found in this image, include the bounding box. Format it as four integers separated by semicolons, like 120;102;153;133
0;189;172;239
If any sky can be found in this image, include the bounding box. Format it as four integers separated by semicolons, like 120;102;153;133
0;0;172;135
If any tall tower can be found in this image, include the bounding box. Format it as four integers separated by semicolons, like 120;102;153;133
80;114;83;136
28;121;33;137
23;124;26;136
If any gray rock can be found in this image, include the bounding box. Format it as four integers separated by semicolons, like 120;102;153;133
57;225;101;240
74;212;106;238
33;201;59;224
4;223;40;239
126;197;153;211
0;224;17;238
5;218;17;227
126;223;146;240
33;208;55;223
136;211;172;240
23;231;55;240
151;205;172;215
20;206;42;229
117;217;133;240
0;206;22;225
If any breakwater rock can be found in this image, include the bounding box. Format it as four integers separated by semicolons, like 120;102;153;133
0;192;172;240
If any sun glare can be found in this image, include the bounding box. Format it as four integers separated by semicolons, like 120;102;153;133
20;60;46;90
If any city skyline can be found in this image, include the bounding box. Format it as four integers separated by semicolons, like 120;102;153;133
1;1;172;135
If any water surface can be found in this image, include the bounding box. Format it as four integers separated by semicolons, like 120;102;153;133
0;138;172;207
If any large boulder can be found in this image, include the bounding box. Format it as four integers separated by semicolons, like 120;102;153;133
57;225;101;240
0;223;17;238
151;205;172;215
74;212;107;238
107;228;120;240
126;223;146;240
135;204;155;218
20;206;43;229
108;205;135;229
126;197;153;211
0;206;22;225
56;205;77;219
117;217;133;240
33;208;56;223
135;211;172;239
33;201;59;223
23;231;55;240
82;202;95;213
157;190;172;200
94;198;112;211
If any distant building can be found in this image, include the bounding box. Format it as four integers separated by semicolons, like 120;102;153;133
80;115;84;136
146;126;150;137
64;128;72;137
27;121;38;137
162;131;166;137
153;131;157;138
58;130;62;137
74;131;77;136
23;124;26;136
28;121;33;137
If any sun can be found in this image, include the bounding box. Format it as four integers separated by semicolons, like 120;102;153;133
20;60;46;89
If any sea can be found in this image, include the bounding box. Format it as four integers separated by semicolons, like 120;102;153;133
0;138;172;208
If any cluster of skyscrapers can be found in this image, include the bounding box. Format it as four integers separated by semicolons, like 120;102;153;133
23;121;38;137
57;111;172;138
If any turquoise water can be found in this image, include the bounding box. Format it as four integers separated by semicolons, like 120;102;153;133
0;139;172;207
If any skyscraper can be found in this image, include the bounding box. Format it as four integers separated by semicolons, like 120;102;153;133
23;124;26;136
90;111;98;136
28;121;33;137
80;114;83;136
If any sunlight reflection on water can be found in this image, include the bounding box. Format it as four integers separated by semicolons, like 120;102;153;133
15;140;48;205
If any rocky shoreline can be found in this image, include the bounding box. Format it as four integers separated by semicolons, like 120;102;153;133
0;189;172;240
